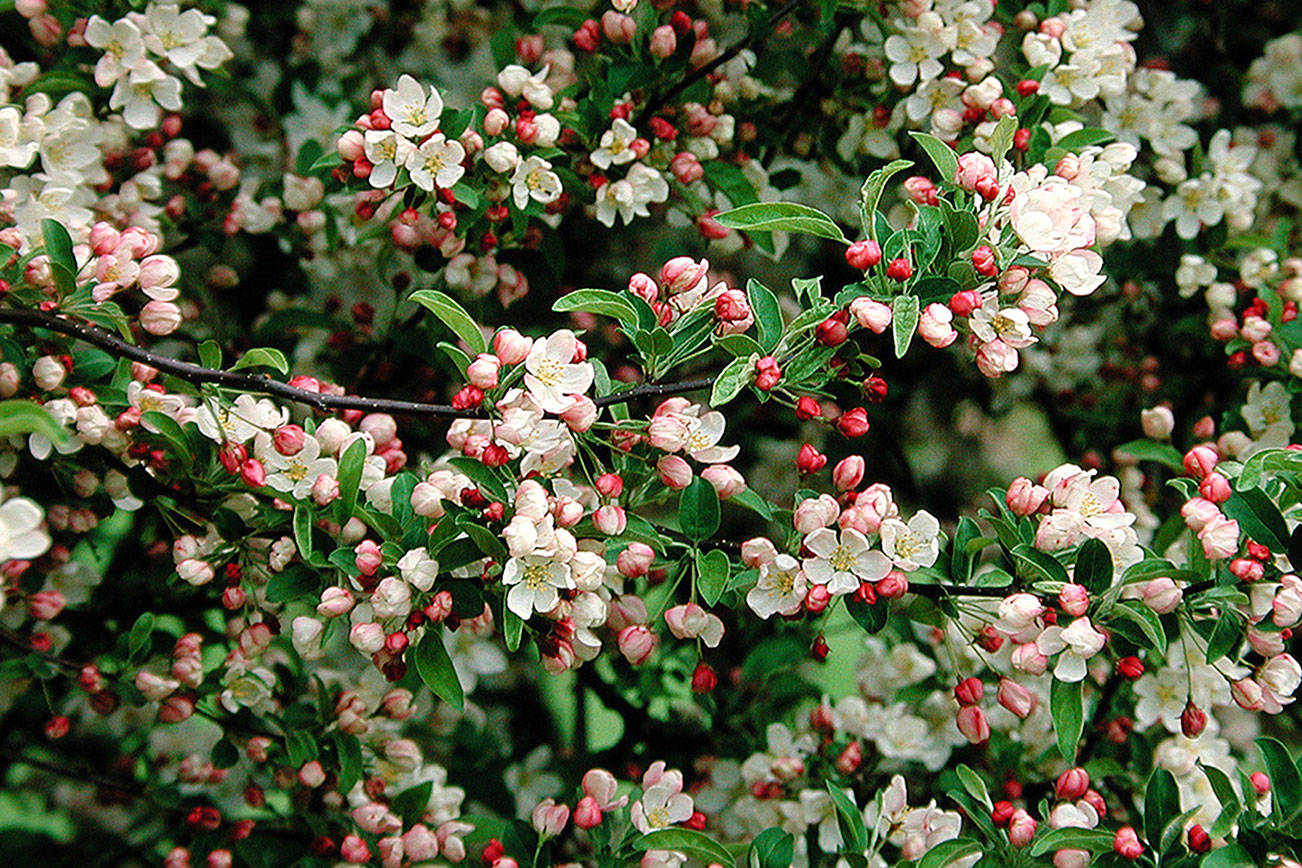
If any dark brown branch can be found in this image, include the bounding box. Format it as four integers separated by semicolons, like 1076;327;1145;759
0;749;144;797
0;307;714;417
634;0;805;126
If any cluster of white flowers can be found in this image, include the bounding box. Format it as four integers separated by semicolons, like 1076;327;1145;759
1022;0;1139;108
1156;129;1263;239
1101;68;1202;160
84;3;233;130
1243;32;1302;114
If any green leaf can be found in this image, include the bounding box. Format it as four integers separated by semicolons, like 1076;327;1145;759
892;294;919;358
1237;447;1302;490
989;115;1019;163
943;209;980;252
747;279;782;352
859;159;913;240
1029;827;1115;857
1011;543;1070;585
909;132;958;184
553;288;638;326
1144;768;1180;850
710;355;754;407
1197;761;1241;839
532;4;589;29
140;411;192;470
391;781;434;826
128;612;154;661
265;565;319;603
729;487;774;520
412;628;464;710
713;202;847;244
1110;600;1168;654
956;765;992;811
679;477;721;542
1200;844;1255;868
1050;678;1083;761
950;517;982;584
1055;128;1115;151
1115;439;1184;472
293;507;315;564
1256;736;1302;823
409;289;487;355
1073;537;1113;592
747;828;795;868
0;400;68;444
634;830;733;865
40;219;77;294
1223;488;1288;552
846;597;888;633
1204;610;1240;663
198;340;222;369
229;347;290;375
336;437;367;519
438;341;472;377
825;785;868;854
696;549;730;607
917;838;982;868
456;515;509;562
504;610;524;652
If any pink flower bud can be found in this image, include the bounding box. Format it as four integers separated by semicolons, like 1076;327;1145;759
1140;406;1174;440
561;395;598;432
1008;809;1037;847
402;825;439;861
670;151;702;183
956;705;990;744
954;676;983;706
596;473;623;498
1180;497;1221;532
1198;472;1231;503
1231;677;1264;711
311;474;340;506
573;796;603;829
833;456;866;492
341;835;371;864
918;303;957;348
467;354;501;389
1058;584;1089;617
298;761;326;788
594;504;627;536
617;542;654;578
158;695;194;723
659;256;708;295
601;10;635;43
273;424;306;455
493;328;533;364
1005;477;1048;515
702;464;746;499
1113;826;1143;860
1141;577;1182;614
531;798;571;837
649;24;677;58
877;570;908;598
617;624;657;665
1011;641;1048;675
1056;767;1090;800
849;296;892;332
349;622;386;654
997;678;1034;718
140;300;182;335
28;590;65;620
657;455;693;489
318;586;354;618
355;540;383;576
1183;444;1219;479
955;152;997;192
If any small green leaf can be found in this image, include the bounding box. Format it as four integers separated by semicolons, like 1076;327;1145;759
1256;736;1302;823
128;612;154;661
747;828;795;868
909;132;959;184
846;597;888;633
265;565;319;603
710;355;754;407
504;610;524;652
747;279;782;352
413;628;464;710
198;340;222;369
696;549;730;607
230;347;290;375
0;400;68;443
1110;600;1168;654
1029;827;1115;857
956;765;992;812
892;294;919;358
825;785;868;854
40;219;77;294
1204;610;1240;663
989;115;1019;163
1011;543;1070;585
336;437;367;519
633;829;732;865
1144;768;1180;850
917;838;982;868
409;289;487;355
713;202;847;243
679;477;721;542
1055;128;1115;151
553;288;638;326
859;159;913;240
1050;678;1083;761
1073;538;1113;593
1223;488;1288;552
1115;439;1184;472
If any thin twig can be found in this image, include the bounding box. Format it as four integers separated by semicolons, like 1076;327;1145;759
634;0;805;126
0;307;714;418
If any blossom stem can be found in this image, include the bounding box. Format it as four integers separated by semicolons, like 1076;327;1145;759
0;308;715;418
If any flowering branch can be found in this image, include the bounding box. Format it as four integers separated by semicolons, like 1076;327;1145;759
0;307;716;418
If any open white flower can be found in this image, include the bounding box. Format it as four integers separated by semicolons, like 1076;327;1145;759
0;496;50;561
511;155;562;210
631;783;694;834
1036;617;1107;682
802;528;891;595
591;118;639;170
524;330;594;414
383;74;444;139
363;128;413;189
264;437;338;499
502;553;573;619
109;61;183;130
84;16;146;87
747;554;806;619
406;133;465;192
879;511;940;571
682;411;740;464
